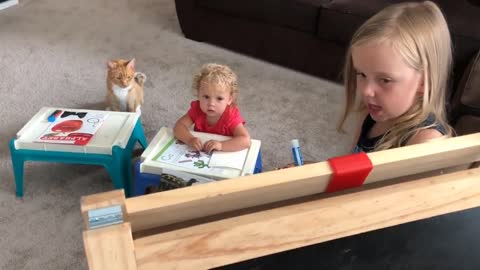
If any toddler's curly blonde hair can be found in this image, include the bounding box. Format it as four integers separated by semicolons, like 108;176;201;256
193;63;239;106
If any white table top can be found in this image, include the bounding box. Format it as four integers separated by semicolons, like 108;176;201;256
14;107;139;155
140;127;261;180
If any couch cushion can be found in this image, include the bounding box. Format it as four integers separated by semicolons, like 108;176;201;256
451;49;480;134
454;115;480;136
451;50;480;114
458;51;480;111
196;0;319;33
316;0;480;44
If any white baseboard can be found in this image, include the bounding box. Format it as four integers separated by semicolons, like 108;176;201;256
0;0;18;11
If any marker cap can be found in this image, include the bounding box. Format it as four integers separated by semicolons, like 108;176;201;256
291;139;300;148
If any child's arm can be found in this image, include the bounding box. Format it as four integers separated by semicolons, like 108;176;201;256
173;114;203;151
204;124;251;153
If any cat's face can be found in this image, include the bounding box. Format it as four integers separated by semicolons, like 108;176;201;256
107;59;136;87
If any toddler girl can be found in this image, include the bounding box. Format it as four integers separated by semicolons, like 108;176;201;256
174;63;251;153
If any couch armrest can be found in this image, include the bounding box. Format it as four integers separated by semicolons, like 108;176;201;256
174;0;199;40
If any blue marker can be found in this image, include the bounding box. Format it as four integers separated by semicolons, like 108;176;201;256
48;110;62;122
291;139;304;166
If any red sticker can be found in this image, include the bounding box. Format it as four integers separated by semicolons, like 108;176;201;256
51;120;83;133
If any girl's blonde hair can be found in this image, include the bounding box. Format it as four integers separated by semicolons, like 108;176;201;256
193;63;239;106
338;1;454;151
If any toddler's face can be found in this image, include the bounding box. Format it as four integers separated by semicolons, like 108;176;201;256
197;81;233;121
352;41;423;124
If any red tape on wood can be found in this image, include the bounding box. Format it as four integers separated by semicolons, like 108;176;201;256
326;152;373;193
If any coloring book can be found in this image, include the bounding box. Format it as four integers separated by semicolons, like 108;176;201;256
35;111;108;145
140;127;261;180
153;137;248;172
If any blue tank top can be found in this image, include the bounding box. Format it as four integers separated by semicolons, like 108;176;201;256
352;114;447;153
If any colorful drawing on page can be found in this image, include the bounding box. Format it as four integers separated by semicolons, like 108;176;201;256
52;120;83;132
35;111;108;145
194;160;209;169
185;150;201;159
153;138;212;171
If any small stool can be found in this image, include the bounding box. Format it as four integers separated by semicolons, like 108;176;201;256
133;160;162;196
9;107;147;197
133;150;263;196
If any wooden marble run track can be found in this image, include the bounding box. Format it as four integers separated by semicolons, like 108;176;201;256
80;133;480;270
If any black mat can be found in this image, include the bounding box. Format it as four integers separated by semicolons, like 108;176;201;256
218;207;480;270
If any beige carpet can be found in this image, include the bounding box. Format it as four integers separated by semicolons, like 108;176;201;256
0;0;352;269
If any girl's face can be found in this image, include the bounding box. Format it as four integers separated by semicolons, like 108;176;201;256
197;81;233;121
352;41;423;124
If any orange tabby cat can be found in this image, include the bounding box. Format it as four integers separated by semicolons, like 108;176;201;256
106;58;146;113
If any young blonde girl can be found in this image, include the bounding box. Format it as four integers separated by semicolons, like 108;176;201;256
337;1;454;153
174;63;251;153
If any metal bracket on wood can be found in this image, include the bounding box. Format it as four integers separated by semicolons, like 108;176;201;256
87;204;123;229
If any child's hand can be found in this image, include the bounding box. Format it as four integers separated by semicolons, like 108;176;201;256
187;137;203;151
204;140;222;153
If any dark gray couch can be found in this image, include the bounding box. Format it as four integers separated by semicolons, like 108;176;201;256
175;0;480;134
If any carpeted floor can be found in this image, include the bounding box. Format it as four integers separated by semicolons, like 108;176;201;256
0;0;352;269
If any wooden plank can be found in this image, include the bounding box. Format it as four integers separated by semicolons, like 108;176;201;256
126;133;480;232
83;223;137;270
365;133;480;183
134;167;480;270
81;189;127;229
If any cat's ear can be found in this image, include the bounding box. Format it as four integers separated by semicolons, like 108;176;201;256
107;61;117;70
127;58;136;69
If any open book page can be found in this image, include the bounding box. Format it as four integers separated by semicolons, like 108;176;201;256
152;138;246;172
142;127;261;179
208;149;247;170
35;111;108;145
153;138;213;171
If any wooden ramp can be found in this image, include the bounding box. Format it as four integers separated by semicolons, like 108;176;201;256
81;133;480;270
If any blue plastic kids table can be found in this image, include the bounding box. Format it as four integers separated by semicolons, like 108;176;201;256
9;107;147;197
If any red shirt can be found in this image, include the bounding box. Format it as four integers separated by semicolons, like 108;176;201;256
187;101;245;136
